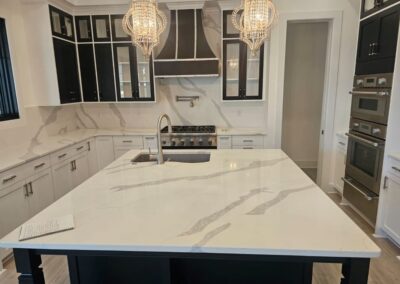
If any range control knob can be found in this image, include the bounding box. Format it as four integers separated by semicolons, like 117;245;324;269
372;128;381;135
171;140;177;146
180;139;185;146
162;140;167;145
190;138;195;146
198;139;203;145
208;139;213;146
353;123;360;128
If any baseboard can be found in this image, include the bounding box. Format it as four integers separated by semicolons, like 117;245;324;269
295;161;318;169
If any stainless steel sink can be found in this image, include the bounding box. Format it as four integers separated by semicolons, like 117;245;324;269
132;153;210;164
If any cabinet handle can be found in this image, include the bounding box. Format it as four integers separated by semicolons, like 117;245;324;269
243;140;254;143
338;142;346;146
383;176;389;190
220;137;230;140
368;43;373;56
71;161;75;172
2;175;17;184
145;137;155;140
58;153;67;159
28;182;33;195
123;140;133;143
76;146;84;151
24;184;29;198
342;178;377;201
34;163;46;170
392;166;400;173
243;147;254;149
87;141;91;151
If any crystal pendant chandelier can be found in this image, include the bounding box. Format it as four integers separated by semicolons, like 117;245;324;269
232;0;277;54
123;0;167;59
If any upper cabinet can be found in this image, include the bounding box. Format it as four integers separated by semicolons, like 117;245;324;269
356;5;400;75
361;0;400;18
111;15;130;41
75;16;92;42
49;6;75;41
93;15;111;42
222;10;264;101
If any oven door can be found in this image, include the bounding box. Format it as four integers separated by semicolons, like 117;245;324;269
345;132;385;195
351;90;390;124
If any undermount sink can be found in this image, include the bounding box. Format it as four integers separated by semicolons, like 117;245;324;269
131;153;211;164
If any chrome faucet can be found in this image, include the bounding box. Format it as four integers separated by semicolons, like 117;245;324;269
157;114;172;164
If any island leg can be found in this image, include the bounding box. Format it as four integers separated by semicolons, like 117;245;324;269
13;249;45;284
341;258;370;284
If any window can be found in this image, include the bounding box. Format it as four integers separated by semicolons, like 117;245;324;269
0;18;19;121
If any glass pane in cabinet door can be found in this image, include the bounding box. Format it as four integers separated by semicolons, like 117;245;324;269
78;19;90;40
96;19;108;39
116;47;133;98
114;18;125;38
223;11;240;37
64;17;73;38
51;11;62;34
246;47;260;97
225;43;240;97
136;52;152;99
364;0;375;12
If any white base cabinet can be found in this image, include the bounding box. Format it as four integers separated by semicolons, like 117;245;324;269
96;137;115;169
332;134;348;194
383;175;400;245
52;159;74;200
27;169;54;217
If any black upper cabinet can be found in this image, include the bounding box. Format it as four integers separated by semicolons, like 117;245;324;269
53;38;81;104
113;43;155;102
95;44;116;101
222;40;264;101
49;6;75;41
78;44;98;102
111;15;130;41
223;10;240;38
92;15;111;42
356;5;400;75
361;0;400;18
75;16;92;42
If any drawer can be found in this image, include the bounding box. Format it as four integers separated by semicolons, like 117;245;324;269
389;159;400;179
218;136;232;149
232;136;264;146
232;145;264;150
0;165;27;191
25;155;51;177
72;140;90;156
113;136;143;148
143;136;157;150
50;146;74;165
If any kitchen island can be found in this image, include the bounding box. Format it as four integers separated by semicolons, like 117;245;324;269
0;150;380;284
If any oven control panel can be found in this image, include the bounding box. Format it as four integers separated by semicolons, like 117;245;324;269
161;135;217;149
354;73;393;89
350;118;386;140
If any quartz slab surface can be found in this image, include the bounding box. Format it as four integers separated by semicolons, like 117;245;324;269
217;128;266;136
0;150;380;258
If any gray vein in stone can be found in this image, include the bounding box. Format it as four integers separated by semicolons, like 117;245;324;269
191;223;231;251
110;157;287;192
75;111;88;128
177;78;232;127
19;107;61;160
180;187;270;237
78;104;99;129
246;185;315;215
58;126;68;135
160;80;192;125
109;104;127;128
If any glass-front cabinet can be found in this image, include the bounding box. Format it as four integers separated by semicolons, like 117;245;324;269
361;0;400;18
92;15;111;42
49;6;74;41
113;43;155;102
222;40;264;100
111;15;130;41
75;16;92;42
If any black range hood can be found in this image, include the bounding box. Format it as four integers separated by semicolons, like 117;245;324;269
154;9;219;78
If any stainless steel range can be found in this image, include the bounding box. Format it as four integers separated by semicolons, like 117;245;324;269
343;73;392;225
160;126;217;149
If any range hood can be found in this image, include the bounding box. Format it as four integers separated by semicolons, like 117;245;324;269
154;9;219;78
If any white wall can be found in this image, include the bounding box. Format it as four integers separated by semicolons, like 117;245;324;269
281;22;329;168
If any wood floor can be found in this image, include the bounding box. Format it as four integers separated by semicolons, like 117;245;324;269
1;192;399;284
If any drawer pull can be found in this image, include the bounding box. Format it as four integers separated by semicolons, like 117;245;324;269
34;163;46;170
58;153;67;159
219;137;230;140
145;137;155;140
342;177;377;202
76;146;84;151
243;147;254;149
3;175;17;184
392;166;400;173
123;140;133;143
338;142;346;146
243;140;254;143
24;184;29;198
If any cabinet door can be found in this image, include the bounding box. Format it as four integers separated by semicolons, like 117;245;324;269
27;169;54;217
135;52;155;101
95;44;116;101
111;15;130;41
114;43;136;101
78;44;98;102
357;19;380;62
223;10;240;38
93;15;111;42
49;6;75;41
87;139;99;177
52;160;73;200
96;137;115;170
72;153;90;188
376;8;400;60
223;40;242;100
383;177;400;243
244;44;264;100
53;38;82;104
0;182;29;238
75;16;92;42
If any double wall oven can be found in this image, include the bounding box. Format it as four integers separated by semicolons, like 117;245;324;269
343;73;392;225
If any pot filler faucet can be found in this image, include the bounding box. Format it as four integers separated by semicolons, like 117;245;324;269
157;114;172;164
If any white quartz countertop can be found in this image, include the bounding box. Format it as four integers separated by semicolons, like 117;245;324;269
388;153;400;162
0;150;380;258
217;128;266;136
